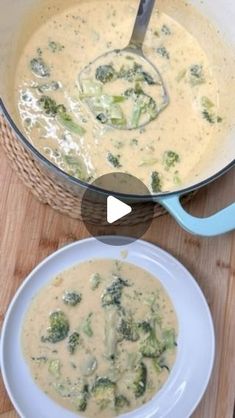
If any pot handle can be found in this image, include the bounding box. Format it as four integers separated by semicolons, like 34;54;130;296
157;194;235;236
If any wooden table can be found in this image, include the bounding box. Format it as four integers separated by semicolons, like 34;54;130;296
0;144;234;418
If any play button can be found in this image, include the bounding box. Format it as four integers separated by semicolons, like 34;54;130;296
81;172;155;245
107;196;132;224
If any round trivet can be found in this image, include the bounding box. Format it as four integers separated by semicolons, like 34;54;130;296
0;114;196;224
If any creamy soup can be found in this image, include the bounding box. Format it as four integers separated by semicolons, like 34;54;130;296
15;0;225;193
22;259;178;417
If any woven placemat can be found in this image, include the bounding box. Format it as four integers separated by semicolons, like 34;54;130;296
0;114;196;224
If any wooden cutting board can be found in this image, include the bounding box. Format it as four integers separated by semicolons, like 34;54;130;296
0;144;234;418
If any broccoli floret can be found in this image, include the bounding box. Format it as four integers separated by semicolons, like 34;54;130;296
156;46;170;59
130;138;138;146
137;93;158;118
133;362;147;398
118;62;141;82
151;171;162;193
38;96;59;116
115;394;130;409
162;329;177;349
75;384;89;412
82;313;93;337
48;359;61;378
96;65;116;83
189;64;205;86
161;24;171;35
139;325;164;358
163;150;180;169
48;40;64;53
41;311;70;343
37;47;43;56
152;356;170;373
141;71;155;85
30;57;50;77
102;276;129;307
63;291;82;306
90;273;102;290
140;334;163;358
141;71;156;86
200;96;222;124
118;62;156;85
31;356;48;363
152;357;162;373
202;109;216;124
38;95;67;117
190;64;203;79
96;113;108;124
67;331;80;354
138;321;152;333
107;152;122;168
53;381;72;397
53;381;89;411
91;377;116;405
37;80;61;93
117;317;139;342
124;87;138;98
125;88;158;128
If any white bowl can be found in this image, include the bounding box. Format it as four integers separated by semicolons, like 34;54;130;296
0;237;215;418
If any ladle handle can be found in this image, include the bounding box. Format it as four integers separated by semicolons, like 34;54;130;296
129;0;156;49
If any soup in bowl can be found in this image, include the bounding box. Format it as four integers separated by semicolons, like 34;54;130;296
22;258;178;417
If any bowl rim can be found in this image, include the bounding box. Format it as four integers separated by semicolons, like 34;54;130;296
1;99;234;200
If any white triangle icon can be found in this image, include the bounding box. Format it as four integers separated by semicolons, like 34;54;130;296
107;196;132;224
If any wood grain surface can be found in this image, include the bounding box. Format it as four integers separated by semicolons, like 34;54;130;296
0;144;234;418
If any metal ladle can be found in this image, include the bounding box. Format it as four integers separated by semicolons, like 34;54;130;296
79;0;169;130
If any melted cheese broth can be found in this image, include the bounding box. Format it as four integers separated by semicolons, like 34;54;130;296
22;259;178;417
15;0;223;193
